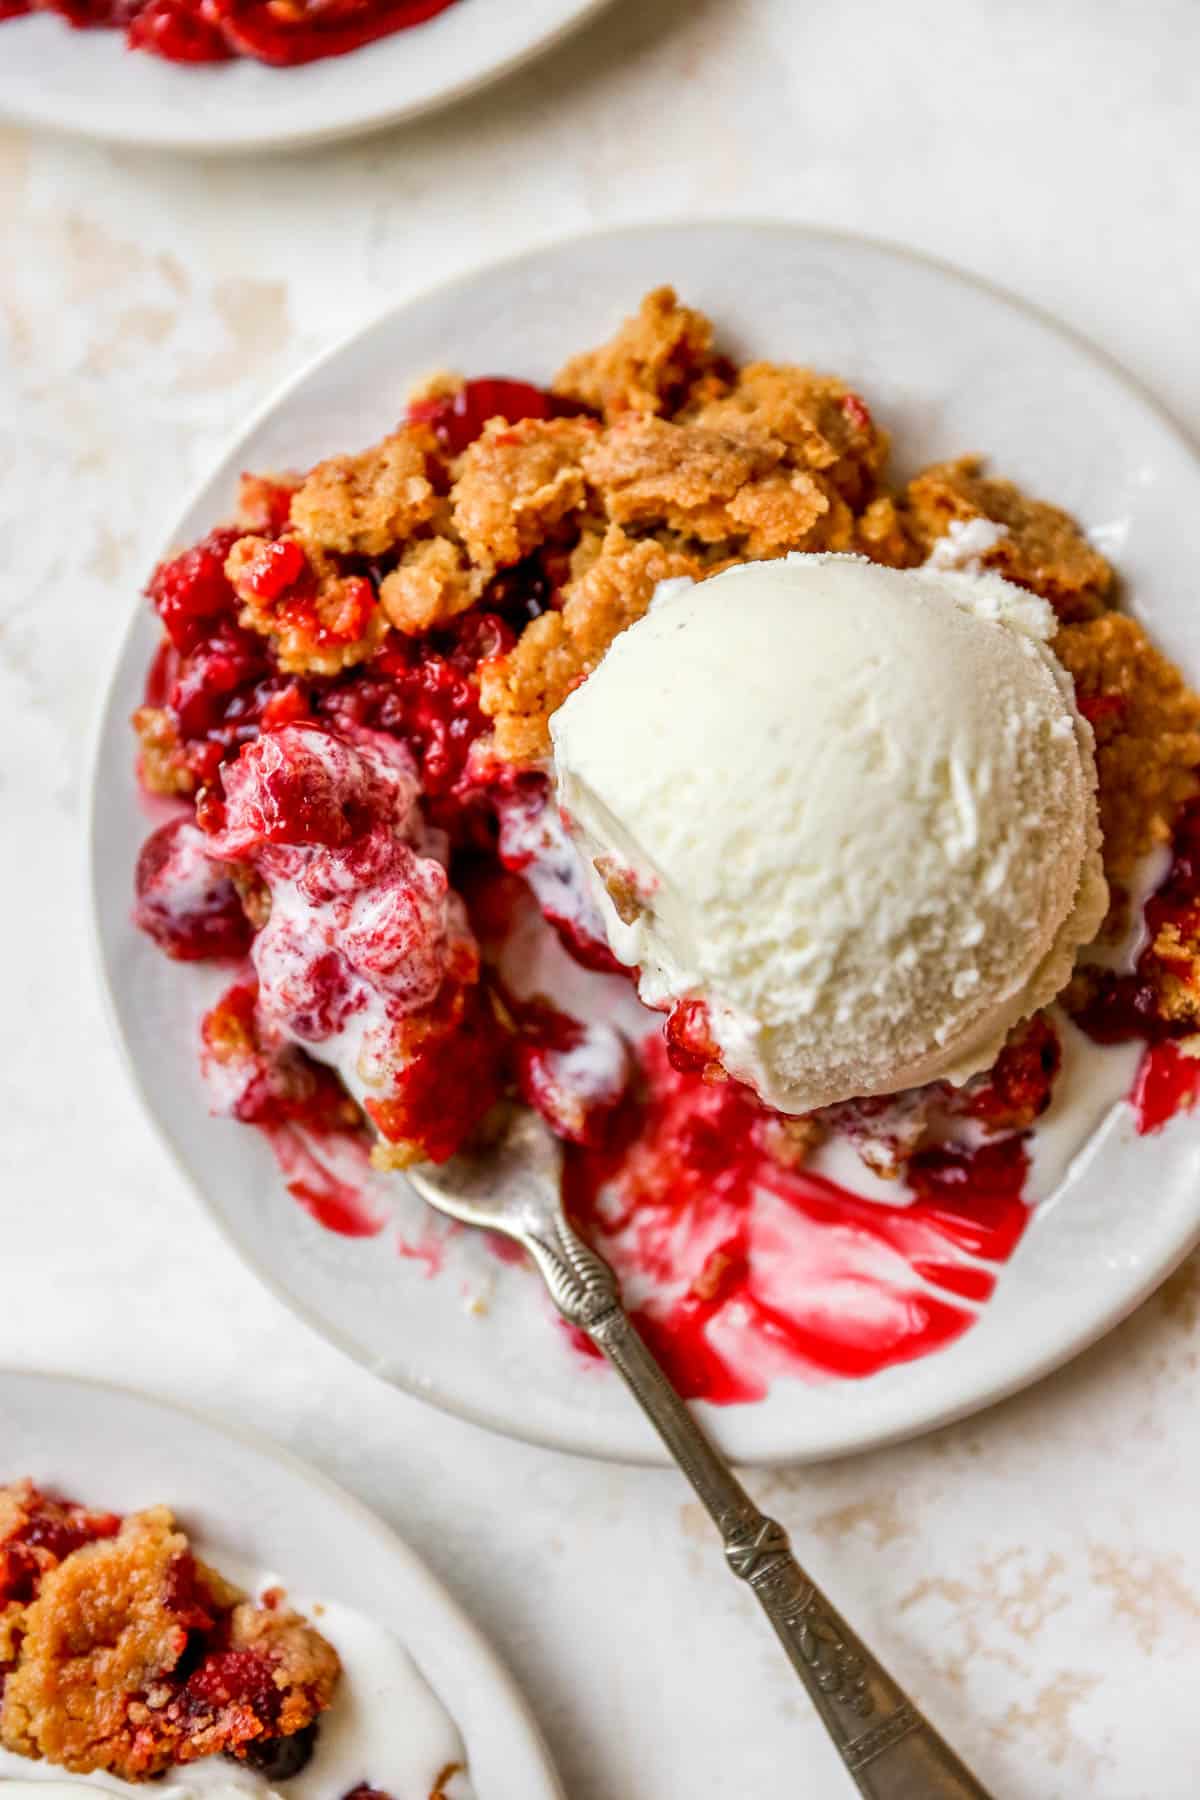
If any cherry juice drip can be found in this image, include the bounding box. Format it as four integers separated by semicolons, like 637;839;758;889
563;1038;1030;1405
2;0;458;69
264;1126;386;1239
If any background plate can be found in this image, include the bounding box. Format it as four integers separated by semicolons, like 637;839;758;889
89;221;1200;1465
0;0;609;154
0;1370;563;1798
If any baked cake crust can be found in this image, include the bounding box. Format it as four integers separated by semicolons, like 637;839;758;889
0;1482;339;1783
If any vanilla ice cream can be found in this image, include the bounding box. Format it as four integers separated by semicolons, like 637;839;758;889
550;552;1107;1115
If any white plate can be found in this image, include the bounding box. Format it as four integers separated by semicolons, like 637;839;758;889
0;1369;563;1800
0;0;608;154
89;221;1200;1466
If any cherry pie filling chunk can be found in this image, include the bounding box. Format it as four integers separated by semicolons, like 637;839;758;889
130;290;1200;1392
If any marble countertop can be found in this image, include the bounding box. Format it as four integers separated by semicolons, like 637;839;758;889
4;2;1200;1793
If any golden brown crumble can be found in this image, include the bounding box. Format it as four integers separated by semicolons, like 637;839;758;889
0;1500;339;1781
1055;612;1200;880
289;425;442;557
901;456;1112;621
379;536;480;634
131;282;1200;1180
854;493;923;568
581;415;839;554
478;527;701;762
452;415;599;571
687;362;890;505
1148;920;1200;1027
205;291;1122;770
593;853;645;925
132;706;195;796
552;284;716;420
757;1114;827;1170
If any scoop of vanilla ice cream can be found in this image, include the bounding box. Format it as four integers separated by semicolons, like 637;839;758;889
550;552;1107;1115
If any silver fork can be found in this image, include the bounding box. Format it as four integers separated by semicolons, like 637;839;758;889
406;1108;993;1799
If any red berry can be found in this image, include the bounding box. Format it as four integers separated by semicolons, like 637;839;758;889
407;378;588;456
241;537;309;602
134;818;252;962
146;528;240;654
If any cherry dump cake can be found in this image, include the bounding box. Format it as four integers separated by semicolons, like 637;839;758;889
0;0;455;68
0;1482;471;1800
129;286;1200;1401
0;1481;338;1780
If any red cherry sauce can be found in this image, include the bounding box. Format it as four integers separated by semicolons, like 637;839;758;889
263;1123;386;1239
1072;796;1200;1134
134;817;252;961
3;0;458;68
563;1036;1030;1404
0;1488;121;1615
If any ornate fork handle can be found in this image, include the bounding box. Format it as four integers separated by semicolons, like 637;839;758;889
526;1214;993;1800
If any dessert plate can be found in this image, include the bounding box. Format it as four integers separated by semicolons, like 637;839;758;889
0;0;609;155
0;1369;563;1799
89;221;1200;1465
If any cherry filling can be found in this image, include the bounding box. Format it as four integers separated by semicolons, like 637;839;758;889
505;992;633;1148
1067;796;1200;1131
131;364;1200;1407
563;1036;1031;1403
2;0;458;65
1072;797;1200;1048
493;773;624;974
0;1489;120;1612
320;620;506;835
134;818;253;962
407;378;591;457
148;528;242;654
663;997;722;1078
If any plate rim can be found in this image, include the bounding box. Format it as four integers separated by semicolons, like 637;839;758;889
0;1364;566;1798
0;0;613;155
86;217;1200;1468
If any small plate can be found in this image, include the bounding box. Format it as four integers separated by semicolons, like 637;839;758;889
0;0;609;155
89;221;1200;1465
0;1369;563;1799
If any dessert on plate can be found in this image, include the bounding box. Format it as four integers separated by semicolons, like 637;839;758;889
0;0;456;69
0;1479;469;1798
127;286;1200;1402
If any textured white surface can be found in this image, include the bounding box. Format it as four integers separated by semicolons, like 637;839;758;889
4;2;1200;1795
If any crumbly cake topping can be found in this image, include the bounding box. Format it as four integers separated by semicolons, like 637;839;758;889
451;415;599;571
164;289;1112;772
551;284;718;420
132;704;196;797
379;536;479;636
1055;611;1200;880
686;361;890;505
288;427;442;558
0;1483;339;1783
899;456;1112;621
579;414;846;556
477;527;701;764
